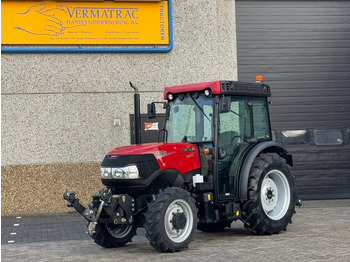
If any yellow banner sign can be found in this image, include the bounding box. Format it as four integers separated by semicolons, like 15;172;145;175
1;1;169;45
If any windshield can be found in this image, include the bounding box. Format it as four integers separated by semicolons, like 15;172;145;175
166;93;214;143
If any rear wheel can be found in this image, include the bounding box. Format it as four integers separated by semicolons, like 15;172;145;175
90;222;137;248
242;153;296;234
144;187;198;252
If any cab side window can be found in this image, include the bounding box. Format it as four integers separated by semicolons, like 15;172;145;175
252;98;271;140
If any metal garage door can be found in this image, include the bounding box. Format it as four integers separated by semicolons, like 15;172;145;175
236;0;350;199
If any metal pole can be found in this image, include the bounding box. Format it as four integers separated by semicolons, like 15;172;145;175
130;82;141;144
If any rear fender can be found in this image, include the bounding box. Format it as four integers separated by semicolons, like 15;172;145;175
238;141;292;201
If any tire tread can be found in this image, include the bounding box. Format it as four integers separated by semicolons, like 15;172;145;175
242;153;296;235
144;187;198;252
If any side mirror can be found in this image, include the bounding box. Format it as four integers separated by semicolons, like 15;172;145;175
147;103;156;119
219;96;231;113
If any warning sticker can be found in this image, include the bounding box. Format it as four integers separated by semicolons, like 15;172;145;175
145;122;159;131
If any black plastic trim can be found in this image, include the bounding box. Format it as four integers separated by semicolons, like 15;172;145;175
101;154;159;179
102;168;201;195
220;81;271;97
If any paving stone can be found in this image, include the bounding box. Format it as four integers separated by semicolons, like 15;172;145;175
1;200;350;261
1;213;90;245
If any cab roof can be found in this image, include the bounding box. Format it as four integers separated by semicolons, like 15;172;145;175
164;80;271;100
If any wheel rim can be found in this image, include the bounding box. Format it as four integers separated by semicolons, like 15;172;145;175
260;169;291;220
107;224;133;239
164;199;193;243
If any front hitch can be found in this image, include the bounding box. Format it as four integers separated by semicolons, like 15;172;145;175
63;191;86;216
63;190;104;222
63;189;135;225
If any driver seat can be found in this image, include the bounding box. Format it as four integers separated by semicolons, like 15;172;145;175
218;131;240;162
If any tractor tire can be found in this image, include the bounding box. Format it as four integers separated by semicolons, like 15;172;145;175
242;153;296;235
89;222;137;248
197;221;232;232
144;187;198;252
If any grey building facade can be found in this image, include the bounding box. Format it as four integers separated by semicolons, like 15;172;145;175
1;0;349;215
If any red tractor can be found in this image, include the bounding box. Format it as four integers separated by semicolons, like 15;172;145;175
64;78;300;252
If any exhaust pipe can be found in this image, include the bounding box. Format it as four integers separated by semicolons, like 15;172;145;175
130;82;141;144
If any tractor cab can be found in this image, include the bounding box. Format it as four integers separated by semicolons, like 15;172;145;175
158;80;272;201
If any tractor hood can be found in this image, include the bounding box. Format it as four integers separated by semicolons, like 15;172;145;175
107;142;201;174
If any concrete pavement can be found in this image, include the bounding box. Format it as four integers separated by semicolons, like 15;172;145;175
2;199;350;261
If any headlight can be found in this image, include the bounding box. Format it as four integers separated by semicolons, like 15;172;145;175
101;167;112;179
112;168;124;178
101;165;140;179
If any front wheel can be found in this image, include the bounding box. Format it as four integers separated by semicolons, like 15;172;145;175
89;222;137;248
144;187;198;252
242;153;296;235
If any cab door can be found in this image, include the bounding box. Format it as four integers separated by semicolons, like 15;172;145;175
217;97;271;200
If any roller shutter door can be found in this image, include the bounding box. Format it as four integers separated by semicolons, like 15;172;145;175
236;0;350;199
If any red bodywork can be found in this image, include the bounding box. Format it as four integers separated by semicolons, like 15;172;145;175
108;143;201;175
163;81;222;99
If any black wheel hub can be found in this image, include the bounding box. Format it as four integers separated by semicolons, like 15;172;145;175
172;212;186;230
267;190;273;199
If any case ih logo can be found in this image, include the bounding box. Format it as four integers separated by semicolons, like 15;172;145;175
145;122;159;131
182;147;195;152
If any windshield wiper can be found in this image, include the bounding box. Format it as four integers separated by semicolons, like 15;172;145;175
189;93;211;121
230;110;243;119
